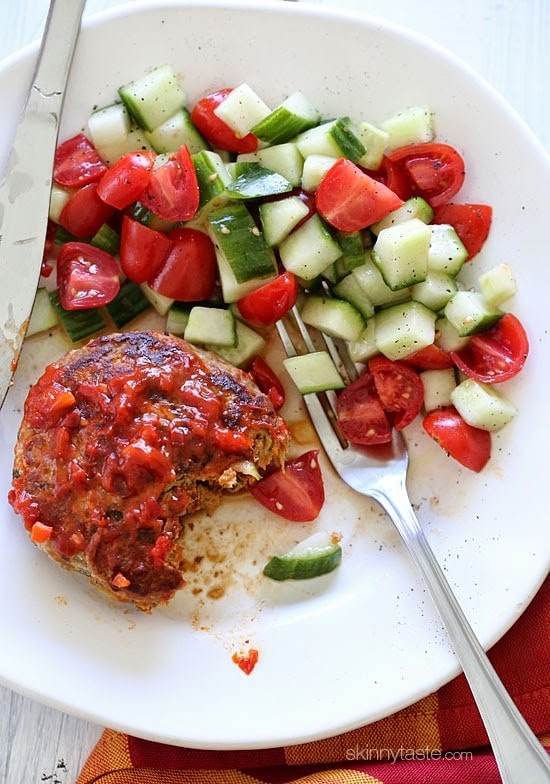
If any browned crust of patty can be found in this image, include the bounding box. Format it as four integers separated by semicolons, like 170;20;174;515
11;331;289;611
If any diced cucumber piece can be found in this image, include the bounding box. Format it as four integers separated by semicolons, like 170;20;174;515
351;257;411;308
259;195;310;247
118;64;186;132
283;351;345;394
165;303;191;336
184;306;236;347
192;149;232;212
263;530;342;581
106;280;150;328
88;103;151;165
213;83;271;136
205;320;265;368
434;316;470;353
333;274;375;319
139;283;174;316
372;218;431;291
444;291;503;337
301;295;365;341
420;368;457;412
145;107;209;154
370;196;433;235
226;162;292;200
301;154;338;192
451;377;517;432
357;121;390;170
91;223;120;255
478;263;517;307
428;224;468;276
27;288;59;337
129;201;177;233
251;91;320;144
375;300;436;360
207;203;277;293
49;291;106;343
237;142;304;187
49;184;72;223
347;318;379;363
295;120;343;159
279;214;342;280
411;271;457;312
329;117;367;163
334;231;366;277
381;106;434;151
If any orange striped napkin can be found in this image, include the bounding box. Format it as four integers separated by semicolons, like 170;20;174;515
77;575;550;784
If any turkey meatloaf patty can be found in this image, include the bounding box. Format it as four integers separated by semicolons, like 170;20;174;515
9;331;290;610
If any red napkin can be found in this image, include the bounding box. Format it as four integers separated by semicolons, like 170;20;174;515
77;575;550;784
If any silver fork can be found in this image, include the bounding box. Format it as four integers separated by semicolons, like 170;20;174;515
277;306;550;784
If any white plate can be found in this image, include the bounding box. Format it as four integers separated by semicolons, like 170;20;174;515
0;0;549;750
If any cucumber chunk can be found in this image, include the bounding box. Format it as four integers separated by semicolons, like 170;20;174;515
165;302;191;336
237;142;304;187
139;283;174;316
27;288;59;337
420;368;457;412
375;300;436;360
88;103;151;165
192;149;232;213
347;319;379;363
184;306;236;347
351;257;411;308
251;91;321;144
478;263;517;307
381;106;434;151
370;196;433;235
428;224;468;276
205;320;265;368
145;107;209;154
357;121;390;170
106;280;150;328
283;351;345;394
263;530;342;581
444;291;503;337
434;316;470;353
301;295;365;341
118;64;186;132
301;154;339;192
226;162;293;200
333;274;375;319
451;378;517;432
49;291;106;343
279;214;342;280
213;83;271;136
259;195;310;247
411;271;457;312
49;184;72;223
372;218;431;291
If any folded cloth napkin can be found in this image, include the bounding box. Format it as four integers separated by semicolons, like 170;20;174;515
77;575;550;784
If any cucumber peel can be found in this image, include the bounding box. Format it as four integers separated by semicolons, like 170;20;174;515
263;530;342;581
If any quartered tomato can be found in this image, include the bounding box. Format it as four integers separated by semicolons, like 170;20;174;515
58;183;115;239
336;371;392;445
451;313;529;383
250;450;325;522
119;216;173;284
57;242;120;310
148;227;217;300
140;145;200;222
405;343;454;370
236;272;299;327
96;151;156;210
190;88;259;154
368;356;424;430
316;158;403;231
432;203;492;260
423;406;491;472
250;356;285;410
384;142;465;207
54;133;108;188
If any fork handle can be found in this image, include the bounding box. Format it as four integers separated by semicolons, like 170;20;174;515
372;482;550;784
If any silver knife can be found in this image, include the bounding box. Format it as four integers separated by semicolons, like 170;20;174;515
0;0;86;409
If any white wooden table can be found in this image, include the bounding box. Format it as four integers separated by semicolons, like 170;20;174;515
0;1;548;782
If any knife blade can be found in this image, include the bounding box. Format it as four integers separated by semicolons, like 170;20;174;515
0;0;86;409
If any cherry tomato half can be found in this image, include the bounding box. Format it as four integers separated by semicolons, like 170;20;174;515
119;216;173;284
336;371;392;445
423;406;491;472
250;356;285;410
54;133;107;188
148;227;217;301
450;313;529;383
236;272;299;327
58;183;115;239
405;343;454;370
385;142;465;207
368;356;424;430
57;242;120;310
140;145;200;223
432;203;493;260
250;449;325;522
191;88;259;154
316;158;403;231
96;151;156;210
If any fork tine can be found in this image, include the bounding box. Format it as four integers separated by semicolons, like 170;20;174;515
276;317;346;457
